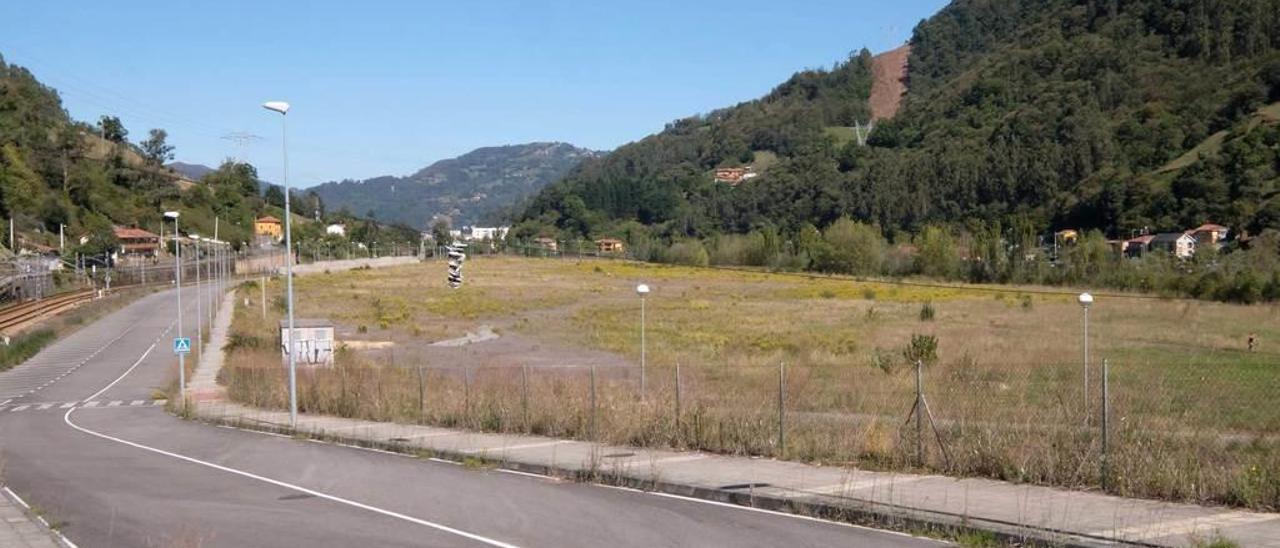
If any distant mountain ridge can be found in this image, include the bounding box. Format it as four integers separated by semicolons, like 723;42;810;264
167;161;216;180
310;142;600;229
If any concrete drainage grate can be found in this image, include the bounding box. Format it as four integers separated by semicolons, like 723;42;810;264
719;483;771;491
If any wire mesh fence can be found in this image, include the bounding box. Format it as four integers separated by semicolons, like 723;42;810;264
218;353;1280;509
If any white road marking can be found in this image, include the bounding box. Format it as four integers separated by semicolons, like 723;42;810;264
62;329;521;548
605;484;950;544
36;403;52;410
60;402;76;409
106;400;122;407
82;341;157;403
82;401;99;408
2;486;81;548
131;400;146;406
10;405;29;412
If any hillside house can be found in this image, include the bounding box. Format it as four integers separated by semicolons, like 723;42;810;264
112;226;161;257
254;216;283;240
1122;234;1155;258
714;167;750;185
1188;223;1229;249
1150;232;1196;258
325;223;346;237
595;238;625;254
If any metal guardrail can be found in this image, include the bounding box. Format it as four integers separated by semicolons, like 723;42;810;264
0;289;98;334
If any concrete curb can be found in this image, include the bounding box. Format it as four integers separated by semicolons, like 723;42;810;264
193;410;1134;548
1;486;78;548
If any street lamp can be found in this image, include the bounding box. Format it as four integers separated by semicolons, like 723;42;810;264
1078;292;1093;419
636;283;650;397
164;211;185;404
264;99;299;428
190;233;203;357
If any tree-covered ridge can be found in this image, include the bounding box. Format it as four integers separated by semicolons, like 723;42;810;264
520;49;877;237
0;54;420;257
519;0;1280;242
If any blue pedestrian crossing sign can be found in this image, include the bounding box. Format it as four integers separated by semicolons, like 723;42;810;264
173;337;192;354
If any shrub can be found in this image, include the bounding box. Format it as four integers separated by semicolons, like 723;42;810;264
664;240;710;267
902;334;938;366
919;301;936;321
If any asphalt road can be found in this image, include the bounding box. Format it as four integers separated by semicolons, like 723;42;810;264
0;288;945;547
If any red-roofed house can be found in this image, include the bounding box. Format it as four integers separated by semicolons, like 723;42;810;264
113;226;161;257
1188;223;1229;249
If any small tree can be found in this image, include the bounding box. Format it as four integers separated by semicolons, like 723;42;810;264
140;129;175;166
98;116;127;143
915;225;959;278
431;219;452;246
263;184;286;208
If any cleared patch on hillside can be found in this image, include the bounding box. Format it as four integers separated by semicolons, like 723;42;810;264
869;45;910;121
1159;101;1280;174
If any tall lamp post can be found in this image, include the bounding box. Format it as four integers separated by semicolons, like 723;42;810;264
1078;292;1093;420
263;100;299;428
191;233;202;357
164;211;185;403
636;283;650;397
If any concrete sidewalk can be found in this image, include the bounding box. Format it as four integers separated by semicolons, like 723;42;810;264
0;487;63;548
188;287;1280;548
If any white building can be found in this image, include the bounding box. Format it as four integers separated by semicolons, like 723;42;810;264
325;223;346;237
280;319;335;367
468;226;509;241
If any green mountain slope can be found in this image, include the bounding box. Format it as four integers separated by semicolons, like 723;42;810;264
519;0;1280;241
0;54;375;256
309;143;600;229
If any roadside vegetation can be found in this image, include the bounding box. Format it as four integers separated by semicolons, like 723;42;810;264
219;257;1280;510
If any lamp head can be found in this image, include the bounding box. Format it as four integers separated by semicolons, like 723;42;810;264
262;101;290;115
636;284;650;296
1078;292;1094;307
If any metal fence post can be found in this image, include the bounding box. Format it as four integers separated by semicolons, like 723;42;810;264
1101;358;1110;492
590;364;598;442
778;362;786;458
915;359;924;467
463;365;471;419
521;363;530;432
416;364;425;423
674;362;682;434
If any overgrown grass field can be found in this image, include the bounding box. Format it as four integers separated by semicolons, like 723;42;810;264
220;256;1280;510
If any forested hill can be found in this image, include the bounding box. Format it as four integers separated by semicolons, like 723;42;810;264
309;142;600;229
0;53;262;253
0;54;408;256
518;0;1280;243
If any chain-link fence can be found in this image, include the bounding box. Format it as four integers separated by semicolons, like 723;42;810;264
219;353;1280;510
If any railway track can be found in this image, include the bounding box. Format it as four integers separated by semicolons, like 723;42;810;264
0;289;99;334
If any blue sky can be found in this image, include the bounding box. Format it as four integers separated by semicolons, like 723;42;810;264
1;1;946;186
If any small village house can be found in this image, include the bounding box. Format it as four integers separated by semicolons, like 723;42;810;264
714;167;749;185
325;223;346;237
595;238;625;253
1122;234;1155;258
112;226;161;258
255;216;283;240
1188;223;1229;249
1150;232;1196;258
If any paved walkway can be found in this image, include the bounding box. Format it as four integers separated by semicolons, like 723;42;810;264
0;488;61;548
189;288;1280;548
